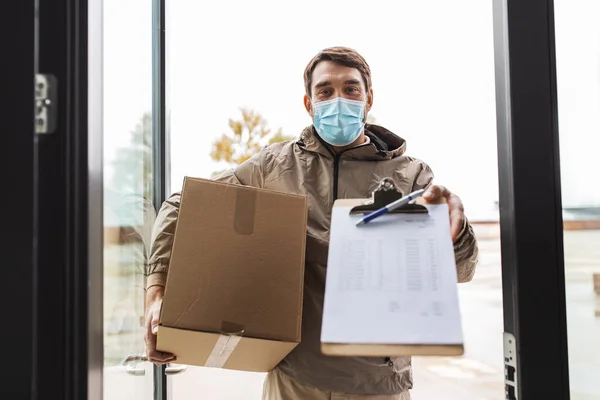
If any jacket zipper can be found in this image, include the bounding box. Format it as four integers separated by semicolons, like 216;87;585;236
323;145;363;200
332;145;368;199
314;135;341;200
313;133;373;200
333;154;340;199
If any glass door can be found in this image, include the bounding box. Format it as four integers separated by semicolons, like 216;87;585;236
7;0;582;398
102;0;167;398
5;0;171;398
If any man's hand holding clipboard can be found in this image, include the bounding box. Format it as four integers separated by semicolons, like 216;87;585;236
423;185;467;244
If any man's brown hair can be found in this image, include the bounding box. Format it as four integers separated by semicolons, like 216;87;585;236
303;47;372;97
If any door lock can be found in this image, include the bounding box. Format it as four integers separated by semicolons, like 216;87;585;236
504;332;518;399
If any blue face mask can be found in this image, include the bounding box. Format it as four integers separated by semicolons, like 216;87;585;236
313;97;366;147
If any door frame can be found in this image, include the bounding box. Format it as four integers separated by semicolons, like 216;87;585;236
493;0;570;398
1;1;38;397
4;0;572;398
152;0;169;398
2;0;104;398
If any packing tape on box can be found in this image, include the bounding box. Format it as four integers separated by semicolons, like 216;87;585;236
204;334;243;368
204;322;245;369
233;187;257;235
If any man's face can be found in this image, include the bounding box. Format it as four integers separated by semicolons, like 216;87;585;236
304;60;373;118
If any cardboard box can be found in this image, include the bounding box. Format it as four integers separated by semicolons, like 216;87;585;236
157;177;307;372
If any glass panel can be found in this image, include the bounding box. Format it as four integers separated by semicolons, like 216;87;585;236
167;0;502;398
555;1;600;398
103;0;156;398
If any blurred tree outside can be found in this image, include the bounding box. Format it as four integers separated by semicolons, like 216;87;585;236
210;108;294;168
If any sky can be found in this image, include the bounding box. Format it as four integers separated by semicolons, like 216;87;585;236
103;0;600;222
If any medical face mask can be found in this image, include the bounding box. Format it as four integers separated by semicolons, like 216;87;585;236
312;97;366;147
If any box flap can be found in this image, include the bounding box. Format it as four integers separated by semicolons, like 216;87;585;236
157;326;298;372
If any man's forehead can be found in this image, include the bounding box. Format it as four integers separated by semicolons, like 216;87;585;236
312;61;362;86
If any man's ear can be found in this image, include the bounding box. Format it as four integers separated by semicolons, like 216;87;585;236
366;88;374;113
304;94;313;116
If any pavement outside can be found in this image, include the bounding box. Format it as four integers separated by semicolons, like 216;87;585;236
105;226;600;399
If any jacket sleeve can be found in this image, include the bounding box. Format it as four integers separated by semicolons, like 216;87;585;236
411;161;478;283
145;150;271;289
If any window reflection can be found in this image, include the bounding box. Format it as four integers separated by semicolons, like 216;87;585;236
104;191;155;361
102;0;156;398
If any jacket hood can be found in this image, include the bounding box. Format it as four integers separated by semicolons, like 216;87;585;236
298;124;407;161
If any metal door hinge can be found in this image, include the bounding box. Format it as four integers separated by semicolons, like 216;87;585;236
35;74;57;134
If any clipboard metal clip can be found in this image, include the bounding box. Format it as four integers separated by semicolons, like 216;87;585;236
349;178;428;215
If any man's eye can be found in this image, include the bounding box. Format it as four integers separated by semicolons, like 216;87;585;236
346;87;359;93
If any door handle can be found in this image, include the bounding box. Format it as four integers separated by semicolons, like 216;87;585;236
165;364;188;375
118;354;188;376
125;365;146;376
120;354;147;376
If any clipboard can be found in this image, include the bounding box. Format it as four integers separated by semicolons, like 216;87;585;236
348;177;431;215
321;178;464;357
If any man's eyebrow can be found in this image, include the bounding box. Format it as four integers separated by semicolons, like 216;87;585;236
314;79;361;89
314;80;331;89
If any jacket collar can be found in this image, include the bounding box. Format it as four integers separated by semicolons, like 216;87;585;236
297;124;407;161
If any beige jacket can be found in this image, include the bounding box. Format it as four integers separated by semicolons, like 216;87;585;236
146;125;478;395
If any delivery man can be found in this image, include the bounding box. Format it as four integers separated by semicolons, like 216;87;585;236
144;47;478;400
